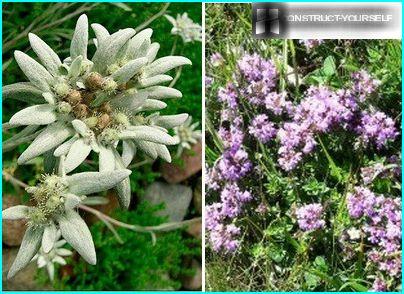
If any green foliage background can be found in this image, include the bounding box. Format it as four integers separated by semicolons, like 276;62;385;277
2;2;202;290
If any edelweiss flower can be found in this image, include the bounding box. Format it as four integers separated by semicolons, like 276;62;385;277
165;13;202;43
173;116;201;157
2;158;131;279
32;230;72;281
4;14;192;208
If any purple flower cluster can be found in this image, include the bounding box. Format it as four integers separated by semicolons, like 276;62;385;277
352;70;380;102
218;82;238;109
356;111;398;149
295;203;325;231
347;186;402;278
248;114;277;143
210;52;224;67
299;39;324;50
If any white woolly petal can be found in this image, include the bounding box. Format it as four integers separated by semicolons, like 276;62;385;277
137;99;167;111
70;14;88;59
28;33;62;76
71;119;90;137
52;256;67;266
145;86;182;99
81;196;109;206
46;263;55;281
37;255;47;268
42;92;56;105
164;14;177;26
99;145;115;171
64;138;92;173
139;75;172;87
68;55;83;79
7;226;44;279
2;205;29;220
113;151;131;209
92;28;136;72
9;104;57;126
64;193;82;210
145;42;160;63
42;223;57;254
58;210;96;265
153;143;172;162
153;113;189;129
54;136;78;157
67;169;131;195
110;90;148;111
122;140;136;167
120;126;178;145
144;56;191;77
18;122;74;164
111;57;148;84
91;23;110;48
3;82;45;104
14;51;53;92
125;28;153;60
55;240;67;248
55;248;72;257
134;140;158;159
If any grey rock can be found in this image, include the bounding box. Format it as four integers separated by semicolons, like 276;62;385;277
143;182;192;222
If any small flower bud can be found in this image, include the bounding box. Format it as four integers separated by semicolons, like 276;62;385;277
99;103;112;114
53;82;71;98
82;91;95;105
113;112;130;127
99;128;119;145
85;72;105;91
84;116;99;129
102;78;118;93
106;63;121;75
57;101;72;114
73;104;89;118
97;113;111;130
65;90;82;105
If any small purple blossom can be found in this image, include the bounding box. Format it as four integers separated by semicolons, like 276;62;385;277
352;70;380;102
356;111;398;149
205;76;214;88
296;203;325;231
220;183;252;218
218;82;238;109
248;114;277;143
299;39;324;50
370;277;387;292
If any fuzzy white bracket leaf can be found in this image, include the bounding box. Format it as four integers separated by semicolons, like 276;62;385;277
92;28;136;72
70;14;88;59
9;104;57;126
144;56;191;77
67;169;131;195
111;57;148;84
2;205;29;220
54;136;78;157
137;99;167;111
3;82;45;104
122;140;136;167
8;226;44;279
134;140;158;159
153;143;172;162
113;150;131;209
91;23;110;49
110;90;148;110
28;33;62;76
14;51;53;92
146;86;182;99
42;223;57;254
120;126;178;145
18;122;74;164
68;55;83;79
153;113;189;129
58;210;96;265
126;28;153;60
64;193;82;210
64;138;92;173
139;75;173;87
99;145;115;171
145;43;160;63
